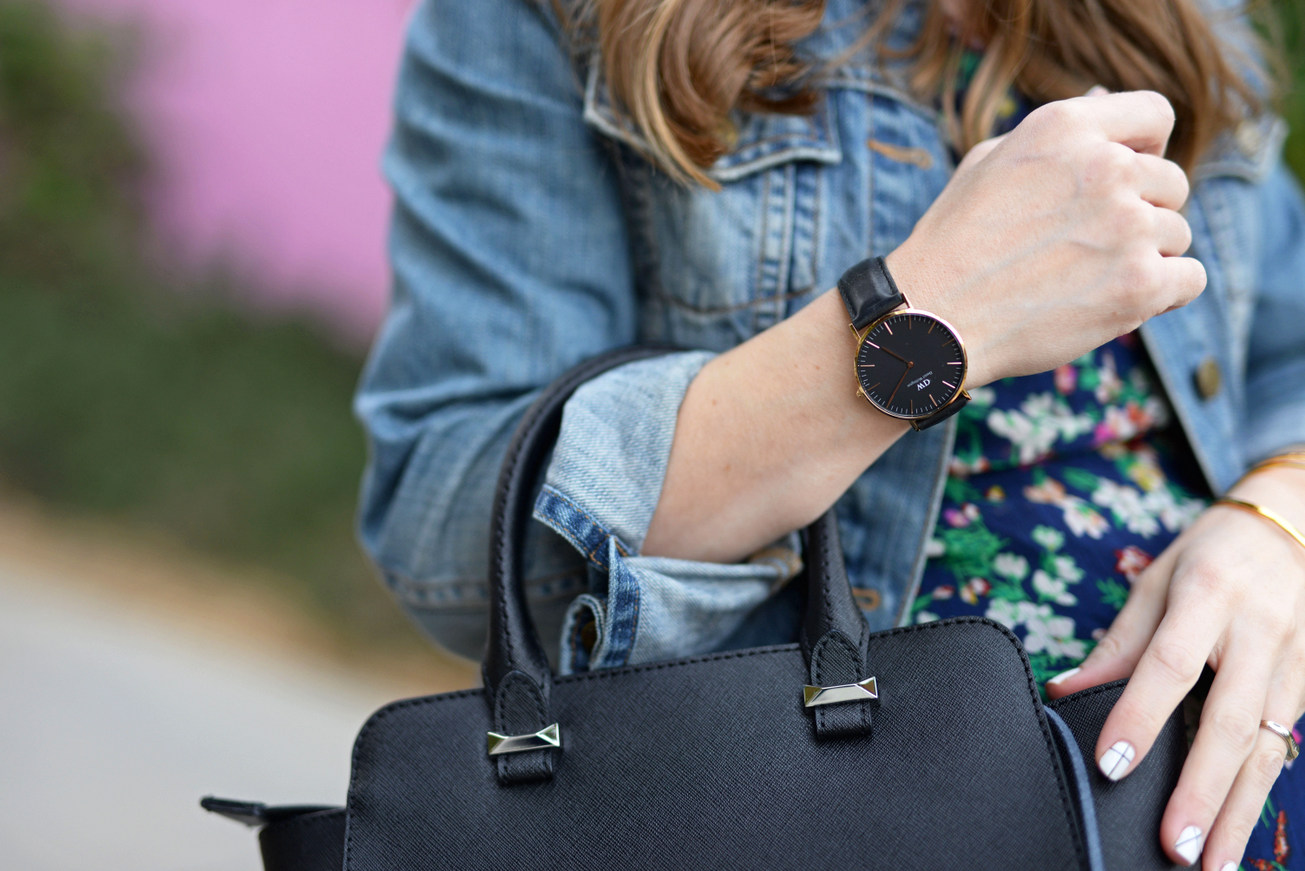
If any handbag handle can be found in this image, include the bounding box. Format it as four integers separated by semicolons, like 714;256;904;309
484;346;875;784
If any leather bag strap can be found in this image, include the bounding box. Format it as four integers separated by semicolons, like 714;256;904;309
483;345;681;782
484;347;882;782
201;799;344;871
800;511;875;739
258;809;345;871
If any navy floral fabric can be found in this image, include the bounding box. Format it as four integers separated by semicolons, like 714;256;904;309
911;333;1206;686
911;333;1302;869
905;54;1302;867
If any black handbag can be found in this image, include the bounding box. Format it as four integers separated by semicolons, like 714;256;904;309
204;346;1189;870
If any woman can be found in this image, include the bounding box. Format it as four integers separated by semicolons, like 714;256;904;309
354;0;1305;866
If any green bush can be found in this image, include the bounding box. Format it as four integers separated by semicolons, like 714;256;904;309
0;0;415;653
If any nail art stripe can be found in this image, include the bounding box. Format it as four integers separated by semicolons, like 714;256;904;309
1047;667;1081;686
1174;825;1205;865
1099;740;1135;781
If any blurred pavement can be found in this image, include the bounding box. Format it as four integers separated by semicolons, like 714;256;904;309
0;559;416;871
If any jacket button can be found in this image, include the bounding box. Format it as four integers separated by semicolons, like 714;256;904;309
750;545;804;590
1194;357;1222;400
852;587;882;612
1235;119;1263;156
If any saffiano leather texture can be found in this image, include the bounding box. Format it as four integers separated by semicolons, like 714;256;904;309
204;346;1188;870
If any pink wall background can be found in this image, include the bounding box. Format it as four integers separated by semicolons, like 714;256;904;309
54;0;413;342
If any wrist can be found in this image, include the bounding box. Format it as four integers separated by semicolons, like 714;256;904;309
1226;467;1305;536
806;286;913;438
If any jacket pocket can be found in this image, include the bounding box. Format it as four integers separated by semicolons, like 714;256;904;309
582;63;842;346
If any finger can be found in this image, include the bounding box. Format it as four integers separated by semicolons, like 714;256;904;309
1134;152;1190;211
1156;255;1208;312
1202;718;1293;870
1073;89;1177;157
1094;597;1223;783
1158;639;1275;866
1152;207;1193;257
1045;547;1177;698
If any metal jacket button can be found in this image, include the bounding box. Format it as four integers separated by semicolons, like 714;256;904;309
1235;119;1264;157
1195;356;1222;400
853;587;882;612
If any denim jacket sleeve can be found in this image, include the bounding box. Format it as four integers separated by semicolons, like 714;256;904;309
354;0;796;665
1243;160;1305;461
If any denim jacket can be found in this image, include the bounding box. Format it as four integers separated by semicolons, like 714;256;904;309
355;0;1305;672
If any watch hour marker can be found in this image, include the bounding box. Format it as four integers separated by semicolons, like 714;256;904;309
867;341;880;349
927;321;934;333
883;323;893;336
942;381;955;389
928;393;936;406
947;361;963;366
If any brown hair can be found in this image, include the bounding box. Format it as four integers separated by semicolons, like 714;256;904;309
557;0;1270;188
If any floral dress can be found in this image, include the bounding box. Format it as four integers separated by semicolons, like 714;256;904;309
903;53;1301;868
910;333;1206;685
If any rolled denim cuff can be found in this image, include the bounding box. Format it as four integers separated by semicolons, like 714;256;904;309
536;351;713;553
549;537;801;673
532;351;802;671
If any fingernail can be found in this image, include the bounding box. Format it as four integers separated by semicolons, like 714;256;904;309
1086;84;1109;97
1218;862;1238;871
1046;667;1081;686
1098;740;1135;781
1174;825;1205;865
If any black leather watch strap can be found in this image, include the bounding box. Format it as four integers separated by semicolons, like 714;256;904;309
911;392;968;431
838;256;904;331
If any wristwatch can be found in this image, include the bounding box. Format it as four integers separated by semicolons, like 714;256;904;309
837;256;970;431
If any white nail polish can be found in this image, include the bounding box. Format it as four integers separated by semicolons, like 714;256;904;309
1218;862;1238;871
1047;667;1081;686
1098;740;1135;781
1174;826;1205;865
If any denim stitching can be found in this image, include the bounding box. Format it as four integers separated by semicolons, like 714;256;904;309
752;167;772;335
769;162;797;330
652;285;819;316
535;484;632;569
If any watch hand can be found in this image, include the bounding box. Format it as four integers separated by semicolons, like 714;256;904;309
880;346;908;364
887;362;912;405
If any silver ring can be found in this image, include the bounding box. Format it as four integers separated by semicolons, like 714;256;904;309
1261;720;1300;762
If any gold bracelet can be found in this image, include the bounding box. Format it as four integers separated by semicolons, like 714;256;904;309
1261;451;1305;463
1235;451;1305;487
1214;498;1305;552
1245;459;1305;477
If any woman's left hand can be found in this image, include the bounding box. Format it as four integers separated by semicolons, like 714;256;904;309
1046;464;1305;869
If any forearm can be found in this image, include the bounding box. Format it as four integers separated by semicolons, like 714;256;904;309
641;287;910;563
644;91;1199;564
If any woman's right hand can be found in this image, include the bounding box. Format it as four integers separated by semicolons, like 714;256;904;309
886;89;1204;388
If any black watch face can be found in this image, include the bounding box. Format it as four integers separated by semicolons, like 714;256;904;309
855;311;966;419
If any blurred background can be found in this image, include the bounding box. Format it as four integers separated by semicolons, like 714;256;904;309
0;0;1301;868
0;1;473;868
